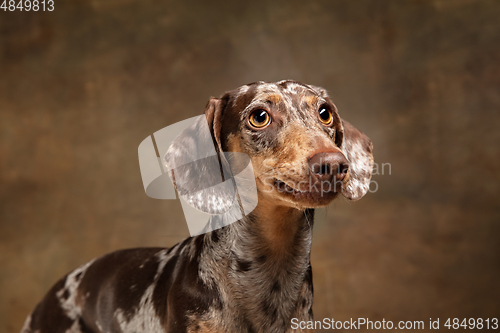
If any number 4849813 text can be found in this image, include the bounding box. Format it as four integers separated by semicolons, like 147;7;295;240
1;0;54;11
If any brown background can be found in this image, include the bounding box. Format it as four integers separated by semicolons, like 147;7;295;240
1;0;499;332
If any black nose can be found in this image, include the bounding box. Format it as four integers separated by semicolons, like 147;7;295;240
308;151;349;182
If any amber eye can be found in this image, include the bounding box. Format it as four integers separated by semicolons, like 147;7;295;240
318;107;333;125
249;110;271;128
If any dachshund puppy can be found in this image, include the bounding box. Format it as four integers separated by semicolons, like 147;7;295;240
22;80;373;333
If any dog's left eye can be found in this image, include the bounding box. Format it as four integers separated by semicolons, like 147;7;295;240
249;110;271;128
318;107;333;125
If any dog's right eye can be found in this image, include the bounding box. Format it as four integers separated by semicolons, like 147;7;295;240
318;107;333;125
249;110;271;128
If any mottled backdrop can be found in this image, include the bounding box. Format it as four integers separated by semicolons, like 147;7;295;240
1;0;499;332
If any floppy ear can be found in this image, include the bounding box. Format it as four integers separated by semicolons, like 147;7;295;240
164;97;237;215
204;97;228;159
340;120;374;201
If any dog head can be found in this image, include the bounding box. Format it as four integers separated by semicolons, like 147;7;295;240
166;80;373;212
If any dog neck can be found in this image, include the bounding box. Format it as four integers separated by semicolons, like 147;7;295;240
209;203;315;331
228;203;314;266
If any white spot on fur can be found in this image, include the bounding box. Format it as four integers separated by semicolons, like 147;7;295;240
343;140;372;199
114;286;163;332
56;259;96;320
114;250;170;332
155;249;170;273
95;321;104;332
64;320;81;333
236;85;250;99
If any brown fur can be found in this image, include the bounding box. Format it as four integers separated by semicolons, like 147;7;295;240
21;80;373;333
